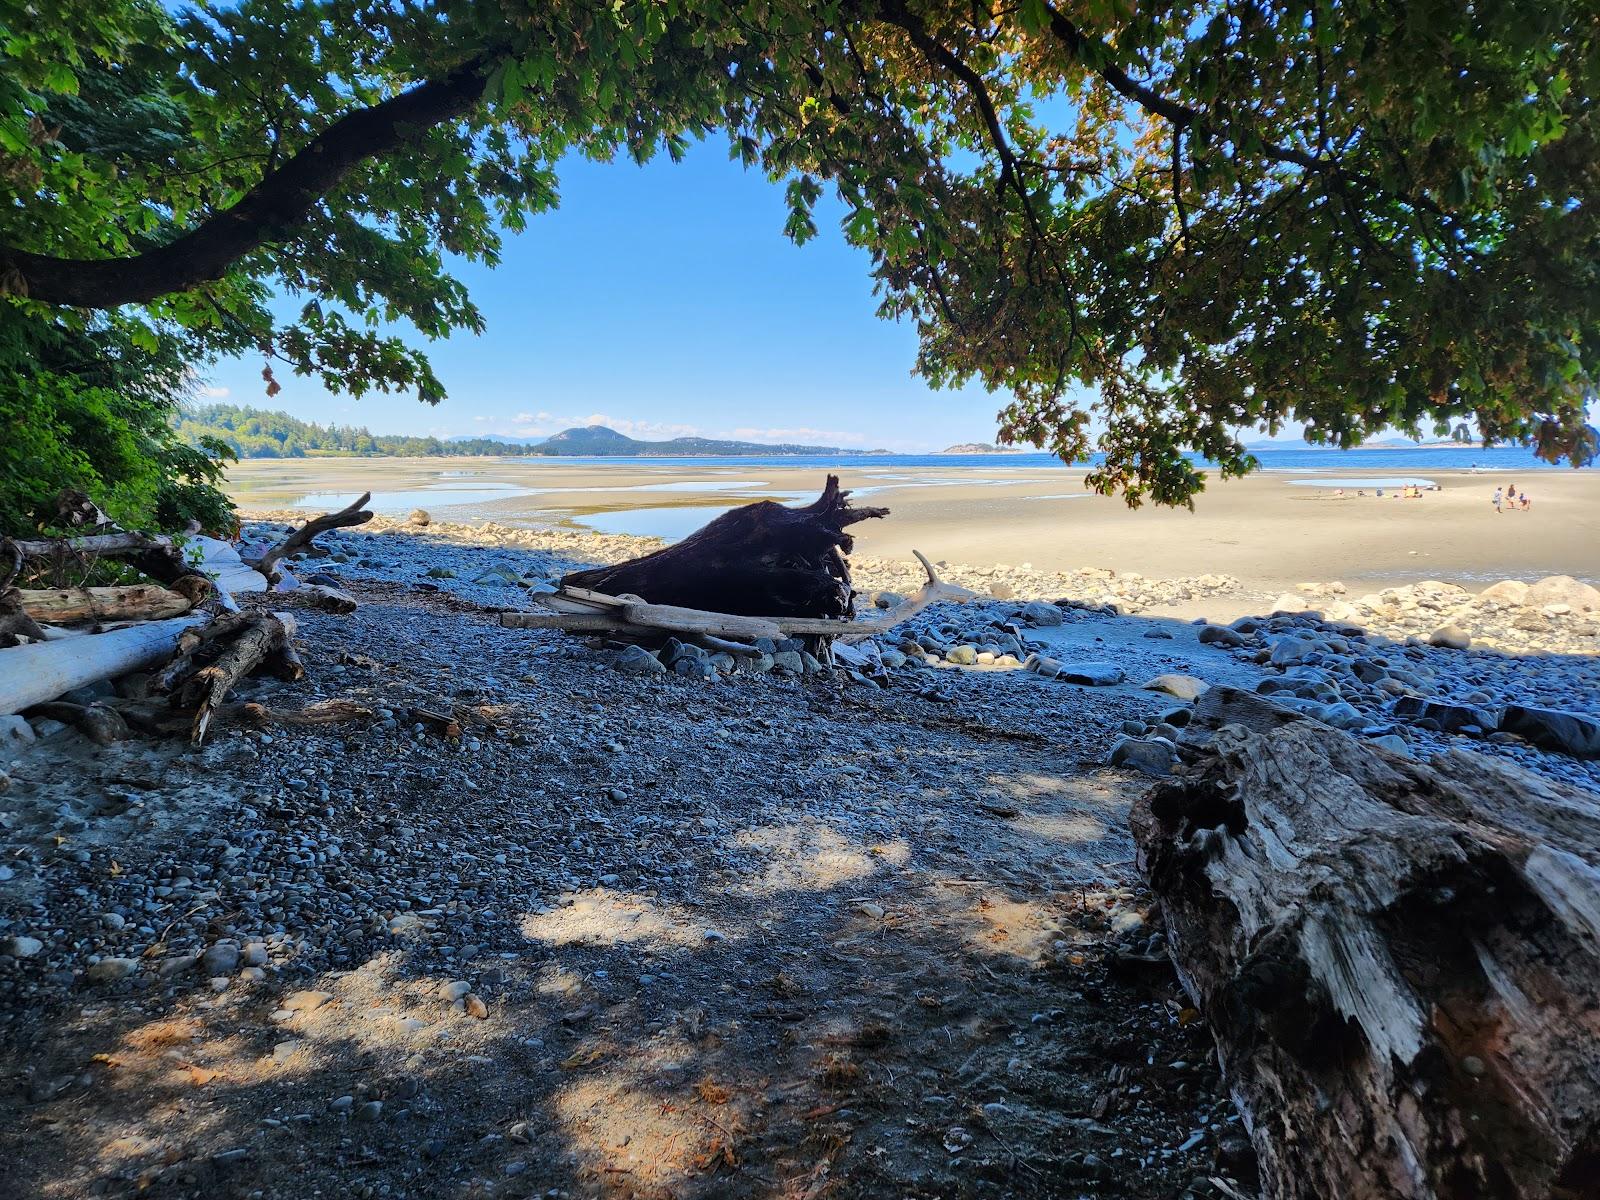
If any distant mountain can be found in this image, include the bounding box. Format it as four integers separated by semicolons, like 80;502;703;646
527;425;882;457
941;441;1022;454
176;407;884;460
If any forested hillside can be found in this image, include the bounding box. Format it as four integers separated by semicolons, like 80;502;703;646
174;404;537;458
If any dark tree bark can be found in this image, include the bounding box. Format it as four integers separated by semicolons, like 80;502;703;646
560;475;887;618
1133;688;1600;1200
0;60;490;307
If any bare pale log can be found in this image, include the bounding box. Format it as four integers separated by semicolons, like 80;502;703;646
500;550;974;642
0;615;208;715
1133;688;1600;1200
18;584;194;625
254;492;373;586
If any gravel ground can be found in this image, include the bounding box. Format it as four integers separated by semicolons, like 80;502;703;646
1;516;1594;1200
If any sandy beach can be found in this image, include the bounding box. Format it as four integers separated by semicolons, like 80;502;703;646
226;456;1600;598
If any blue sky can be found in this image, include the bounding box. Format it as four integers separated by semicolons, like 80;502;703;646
202;139;1021;451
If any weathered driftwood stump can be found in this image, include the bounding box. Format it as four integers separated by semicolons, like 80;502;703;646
150;612;302;743
1132;688;1600;1199
562;475;887;618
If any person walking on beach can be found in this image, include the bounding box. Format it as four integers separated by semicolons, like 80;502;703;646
1493;486;1503;512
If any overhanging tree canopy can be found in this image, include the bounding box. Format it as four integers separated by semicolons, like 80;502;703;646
4;0;1597;505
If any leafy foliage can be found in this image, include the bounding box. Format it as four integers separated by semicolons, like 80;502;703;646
3;0;1597;508
175;404;541;458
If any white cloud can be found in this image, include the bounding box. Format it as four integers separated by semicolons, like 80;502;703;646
199;385;230;398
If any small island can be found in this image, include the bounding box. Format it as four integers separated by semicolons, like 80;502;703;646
941;441;1023;454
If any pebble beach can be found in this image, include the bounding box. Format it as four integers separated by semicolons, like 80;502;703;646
0;466;1596;1200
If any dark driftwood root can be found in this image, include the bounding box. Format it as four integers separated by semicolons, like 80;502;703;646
1133;688;1600;1200
24;701;129;745
0;587;47;647
561;475;887;618
254;492;374;586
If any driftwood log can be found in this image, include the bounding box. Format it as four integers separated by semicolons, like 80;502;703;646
562;476;886;618
252;492;373;587
1133;688;1600;1200
16;584;195;625
502;549;975;643
151;612;301;743
0;614;209;715
6;490;214;605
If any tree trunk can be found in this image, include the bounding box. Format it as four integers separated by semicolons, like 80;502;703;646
17;584;195;625
561;475;888;618
1132;688;1600;1200
0;615;208;714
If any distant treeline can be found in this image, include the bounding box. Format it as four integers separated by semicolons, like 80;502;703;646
174;404;537;458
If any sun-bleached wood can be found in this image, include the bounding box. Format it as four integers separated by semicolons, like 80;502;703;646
500;549;975;643
0;614;208;715
1133;687;1600;1199
19;584;194;625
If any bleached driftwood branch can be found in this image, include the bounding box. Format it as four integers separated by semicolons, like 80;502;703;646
500;550;974;643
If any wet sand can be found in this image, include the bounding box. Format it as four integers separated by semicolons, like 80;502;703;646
225;457;1600;595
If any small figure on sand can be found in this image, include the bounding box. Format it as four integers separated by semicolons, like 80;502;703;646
1520;490;1532;511
1493;486;1503;512
1508;483;1519;506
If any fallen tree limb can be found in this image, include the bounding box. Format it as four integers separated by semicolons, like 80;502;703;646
0;614;208;714
290;583;358;613
17;584;195;625
238;697;370;726
1133;688;1600;1199
253;492;373;587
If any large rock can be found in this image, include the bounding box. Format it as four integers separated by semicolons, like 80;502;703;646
1392;695;1497;734
1269;636;1321;667
1108;735;1175;776
1142;673;1209;701
614;645;667;676
0;715;35;746
1057;661;1125;686
1476;580;1530;606
1270;593;1313;615
1197;624;1248;648
407;508;432;527
1427;625;1472;650
1019;601;1064;627
1499;706;1600;759
1526;575;1600;612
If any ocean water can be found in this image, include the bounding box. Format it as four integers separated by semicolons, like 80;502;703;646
503;445;1585;472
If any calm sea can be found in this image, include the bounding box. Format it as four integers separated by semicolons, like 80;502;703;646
503;445;1586;472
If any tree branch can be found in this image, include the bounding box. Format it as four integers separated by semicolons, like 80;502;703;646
1;57;494;308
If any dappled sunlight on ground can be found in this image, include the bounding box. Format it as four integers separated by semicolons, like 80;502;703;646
733;822;907;895
521;891;720;949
